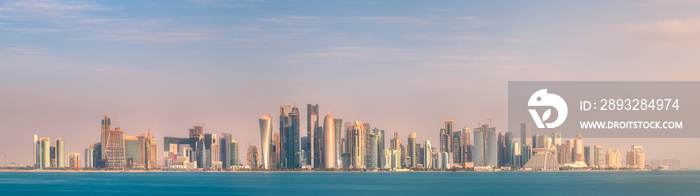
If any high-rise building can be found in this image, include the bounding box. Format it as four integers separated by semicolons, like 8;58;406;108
551;132;562;146
50;145;56;168
247;145;259;169
138;130;158;170
373;128;385;169
486;126;498;167
259;115;273;170
124;135;140;167
34;135;40;169
584;145;592;167
472;127;484;167
606;149;622;168
40;137;50;168
101;115;126;169
348;121;365;169
285;106;301;169
521;145;532;167
271;133;279;169
68;153;80;169
307;104;321;168
520;123;531;147
573;134;586;166
334;119;343;168
594;145;605;167
220;133;232;169
84;143;100;168
473;124;497;167
462;126;471;163
368;132;378;169
626;145;645;169
323;114;336;169
497;132;506;167
55;138;65;168
512;141;521;166
231;139;239;166
504;132;513;167
279;105;292;168
452;131;462;164
407;132;417;168
445;120;454;155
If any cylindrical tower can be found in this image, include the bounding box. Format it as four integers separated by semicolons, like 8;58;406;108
259;115;273;170
323;114;336;168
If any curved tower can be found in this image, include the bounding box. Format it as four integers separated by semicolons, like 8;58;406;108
323;114;336;168
259;115;273;170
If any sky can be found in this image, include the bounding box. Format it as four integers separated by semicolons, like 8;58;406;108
1;0;700;168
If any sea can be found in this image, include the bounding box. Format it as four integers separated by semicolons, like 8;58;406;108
0;170;698;195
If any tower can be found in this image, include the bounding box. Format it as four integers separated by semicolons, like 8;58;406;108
259;115;273;170
323;114;336;169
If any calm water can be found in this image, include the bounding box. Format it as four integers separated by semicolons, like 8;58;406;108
0;171;698;195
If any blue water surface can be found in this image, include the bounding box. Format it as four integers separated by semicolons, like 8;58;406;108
0;171;698;195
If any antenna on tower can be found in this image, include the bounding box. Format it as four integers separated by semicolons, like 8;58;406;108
113;112;120;128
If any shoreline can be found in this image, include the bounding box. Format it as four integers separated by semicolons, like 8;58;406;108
0;169;688;173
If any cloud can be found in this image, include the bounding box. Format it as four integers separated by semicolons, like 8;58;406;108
0;45;61;68
257;15;321;25
616;18;700;47
2;0;102;17
96;29;214;43
344;16;432;25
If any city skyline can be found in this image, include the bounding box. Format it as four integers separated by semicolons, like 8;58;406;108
2;0;700;168
21;111;681;171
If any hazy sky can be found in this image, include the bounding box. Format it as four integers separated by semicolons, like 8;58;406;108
1;0;700;168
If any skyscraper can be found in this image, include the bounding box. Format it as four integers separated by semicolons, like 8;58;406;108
504;132;513;167
101;115;126;169
40;137;50;168
334;118;343;168
220;133;232;169
452;131;462;164
423;140;432;169
472;127;484;167
373;128;385;169
323;114;336;169
368;132;378;169
473;124;497;167
569;134;587;167
348;121;365;169
231;139;239;166
520;123;531;147
140;131;158;170
55;138;65;168
279;105;292;168
307;104;322;168
497;132;505;167
462;126;471;163
34;135;39;168
247;145;259;169
445;120;454;155
626;145;645;169
286;106;301;169
259;115;273;170
594;145;605;167
271;133;279;168
408;132;417;168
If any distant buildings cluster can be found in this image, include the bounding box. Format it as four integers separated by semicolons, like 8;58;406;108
28;109;678;171
83;115;158;170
